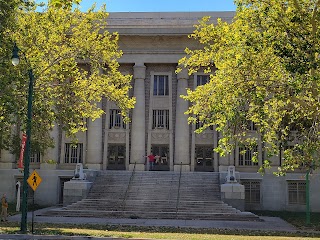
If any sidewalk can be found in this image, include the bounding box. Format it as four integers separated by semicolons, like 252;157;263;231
3;207;298;239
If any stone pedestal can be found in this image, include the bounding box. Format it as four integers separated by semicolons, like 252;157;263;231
63;180;92;206
221;183;245;211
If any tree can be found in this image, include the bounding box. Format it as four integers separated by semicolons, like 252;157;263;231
0;0;23;152
0;2;135;157
49;0;81;9
178;0;320;174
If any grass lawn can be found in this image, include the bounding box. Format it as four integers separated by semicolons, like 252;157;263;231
0;222;320;240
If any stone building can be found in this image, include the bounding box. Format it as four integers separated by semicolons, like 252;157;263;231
0;12;319;212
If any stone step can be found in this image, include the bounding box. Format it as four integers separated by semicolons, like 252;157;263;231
67;205;237;211
42;170;260;222
39;209;261;221
68;201;235;208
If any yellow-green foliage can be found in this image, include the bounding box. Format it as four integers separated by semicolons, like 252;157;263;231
0;2;135;154
179;0;320;174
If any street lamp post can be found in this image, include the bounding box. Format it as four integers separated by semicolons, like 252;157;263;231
12;43;35;233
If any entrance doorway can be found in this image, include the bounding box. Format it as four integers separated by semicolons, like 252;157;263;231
195;146;214;172
151;145;169;171
107;144;126;170
59;177;72;204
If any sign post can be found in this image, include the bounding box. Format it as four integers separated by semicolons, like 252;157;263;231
27;170;42;233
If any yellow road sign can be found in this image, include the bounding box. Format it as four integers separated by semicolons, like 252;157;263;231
27;170;42;191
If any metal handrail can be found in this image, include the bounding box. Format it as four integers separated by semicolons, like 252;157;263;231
121;162;136;212
175;162;183;218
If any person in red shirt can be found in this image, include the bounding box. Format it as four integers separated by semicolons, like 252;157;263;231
147;153;155;171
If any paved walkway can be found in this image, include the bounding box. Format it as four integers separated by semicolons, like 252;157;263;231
2;207;298;239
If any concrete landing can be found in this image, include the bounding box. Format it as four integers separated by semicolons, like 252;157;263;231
8;207;297;232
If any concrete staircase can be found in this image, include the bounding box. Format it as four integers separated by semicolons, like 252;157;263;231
40;170;261;221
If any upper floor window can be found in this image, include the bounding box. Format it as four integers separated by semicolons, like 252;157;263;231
64;143;83;164
239;146;258;166
109;109;126;129
152;110;169;130
196;75;209;86
247;120;257;131
153;75;169;96
30;151;41;163
195;118;214;130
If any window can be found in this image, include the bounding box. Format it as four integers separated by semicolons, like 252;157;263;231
30;152;41;163
152;110;169;129
64;143;83;164
109;109;126;129
239;146;258;166
247;120;257;131
195;118;214;130
241;180;261;204
196;75;209;86
288;181;306;205
153;75;169;96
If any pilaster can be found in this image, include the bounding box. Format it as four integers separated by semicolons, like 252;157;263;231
0;150;15;169
174;68;190;171
130;64;146;170
86;102;103;170
44;123;59;162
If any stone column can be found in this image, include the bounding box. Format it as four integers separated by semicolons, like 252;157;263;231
174;68;190;172
0;150;15;169
0;124;18;169
213;129;219;172
43;123;59;162
86;102;103;170
130;64;146;171
102;99;109;170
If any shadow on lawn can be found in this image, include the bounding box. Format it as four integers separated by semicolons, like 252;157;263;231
253;211;320;232
1;222;320;239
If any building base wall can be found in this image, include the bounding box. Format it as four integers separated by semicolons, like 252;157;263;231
0;169;319;212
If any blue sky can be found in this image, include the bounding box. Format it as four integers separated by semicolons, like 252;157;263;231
45;0;236;12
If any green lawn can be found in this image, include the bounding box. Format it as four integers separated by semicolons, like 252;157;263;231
0;222;320;240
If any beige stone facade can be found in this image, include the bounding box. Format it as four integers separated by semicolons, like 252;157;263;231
0;12;319;212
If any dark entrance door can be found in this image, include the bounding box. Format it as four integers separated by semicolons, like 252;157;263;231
195;146;214;172
152;145;169;171
107;144;126;170
59;177;72;204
